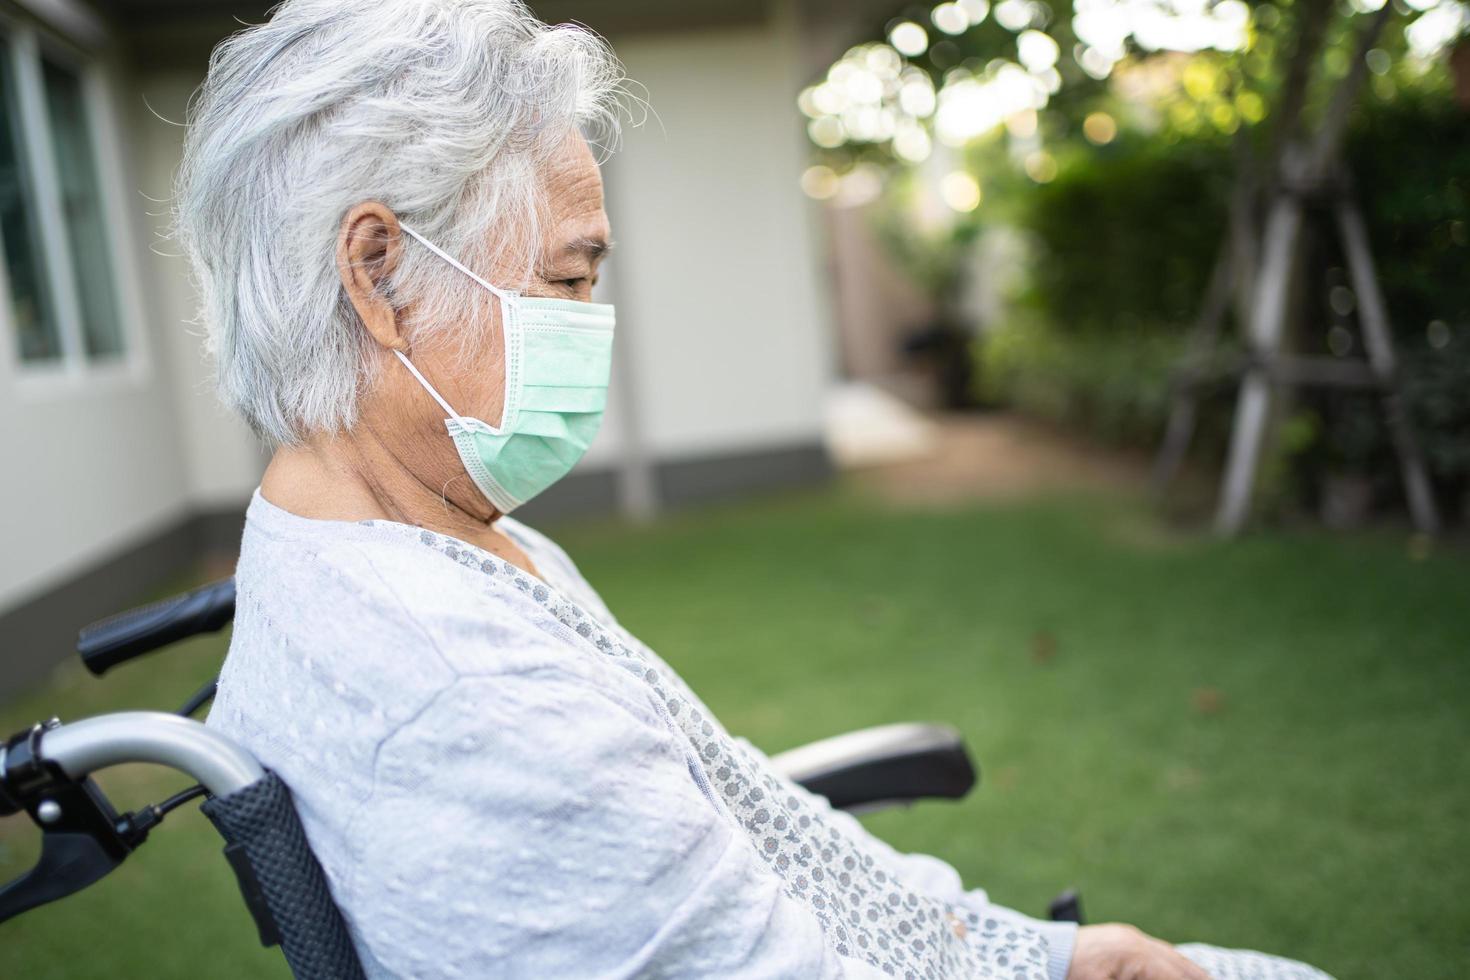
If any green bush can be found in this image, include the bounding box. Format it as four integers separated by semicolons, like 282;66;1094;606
978;319;1182;446
970;134;1234;443
1016;136;1234;337
976;134;1231;446
1350;92;1470;343
1339;94;1470;509
981;94;1469;516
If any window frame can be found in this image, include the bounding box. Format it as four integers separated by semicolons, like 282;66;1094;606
0;12;149;394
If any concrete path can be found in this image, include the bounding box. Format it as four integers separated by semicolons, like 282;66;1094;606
849;412;1150;505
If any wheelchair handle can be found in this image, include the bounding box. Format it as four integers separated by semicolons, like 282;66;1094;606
0;712;266;926
77;578;236;675
3;712;263;799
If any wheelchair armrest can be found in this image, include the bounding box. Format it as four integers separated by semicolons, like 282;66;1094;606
772;723;978;813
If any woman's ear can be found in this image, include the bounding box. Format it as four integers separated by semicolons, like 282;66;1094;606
337;201;407;352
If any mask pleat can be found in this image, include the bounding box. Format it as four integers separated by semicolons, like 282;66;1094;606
518;303;616;329
520;331;615;387
519;385;606;413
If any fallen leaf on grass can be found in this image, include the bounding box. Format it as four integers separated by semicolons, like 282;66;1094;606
1030;630;1058;665
1191;686;1226;716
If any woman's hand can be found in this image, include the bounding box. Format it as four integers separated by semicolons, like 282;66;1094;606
1067;924;1214;980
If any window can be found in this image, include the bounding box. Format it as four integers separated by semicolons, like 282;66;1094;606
0;42;58;361
42;55;122;358
0;26;128;369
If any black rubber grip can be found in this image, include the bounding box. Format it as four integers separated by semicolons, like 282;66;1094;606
77;578;237;675
794;740;976;811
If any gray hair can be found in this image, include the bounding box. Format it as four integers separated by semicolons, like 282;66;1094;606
174;0;625;445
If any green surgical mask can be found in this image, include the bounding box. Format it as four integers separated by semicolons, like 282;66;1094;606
393;223;616;514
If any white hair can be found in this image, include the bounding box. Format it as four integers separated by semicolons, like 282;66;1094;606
174;0;625;445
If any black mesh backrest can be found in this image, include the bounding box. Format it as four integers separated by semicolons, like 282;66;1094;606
201;773;366;980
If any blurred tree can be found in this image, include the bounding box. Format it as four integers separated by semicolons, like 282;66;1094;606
799;0;1469;522
800;0;1466;179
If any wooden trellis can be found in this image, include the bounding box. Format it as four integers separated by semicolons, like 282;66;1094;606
1151;5;1440;535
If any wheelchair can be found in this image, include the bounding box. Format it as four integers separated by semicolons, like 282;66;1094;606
1;578;1083;978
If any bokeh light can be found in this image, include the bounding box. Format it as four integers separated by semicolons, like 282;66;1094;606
900;73;939;117
1426;320;1451;349
797;86;821;118
940;171;983;211
932;2;971;35
1083;110;1118;144
890;21;930;57
958;0;991;22
800;165;841;200
1405;3;1469;58
893;121;934;162
994;0;1037;31
1236;91;1266;123
1017;30;1061;73
1006;107;1039;137
935;63;1048;144
1023;150;1058;182
808;116;845;148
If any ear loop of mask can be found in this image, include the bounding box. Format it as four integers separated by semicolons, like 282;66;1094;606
392;348;464;423
398;222;514;301
391;221;515;432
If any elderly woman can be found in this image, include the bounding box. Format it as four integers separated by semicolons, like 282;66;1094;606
182;2;1333;978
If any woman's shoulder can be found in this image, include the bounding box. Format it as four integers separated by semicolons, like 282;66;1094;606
240;496;575;664
219;494;659;752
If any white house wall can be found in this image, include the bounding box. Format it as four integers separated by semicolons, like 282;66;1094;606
124;69;268;510
0;57;195;612
599;21;835;461
0;348;192;611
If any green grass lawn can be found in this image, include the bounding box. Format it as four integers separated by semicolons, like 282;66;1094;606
2;486;1466;978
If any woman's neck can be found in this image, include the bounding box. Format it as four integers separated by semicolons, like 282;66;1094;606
259;430;539;575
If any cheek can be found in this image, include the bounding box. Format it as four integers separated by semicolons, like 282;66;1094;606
451;344;508;425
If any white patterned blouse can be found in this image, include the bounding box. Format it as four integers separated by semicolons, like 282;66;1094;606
208;490;1333;980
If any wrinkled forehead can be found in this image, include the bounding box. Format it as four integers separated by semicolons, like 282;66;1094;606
542;134;610;252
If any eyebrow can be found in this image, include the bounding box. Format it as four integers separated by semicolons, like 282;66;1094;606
566;236;614;261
